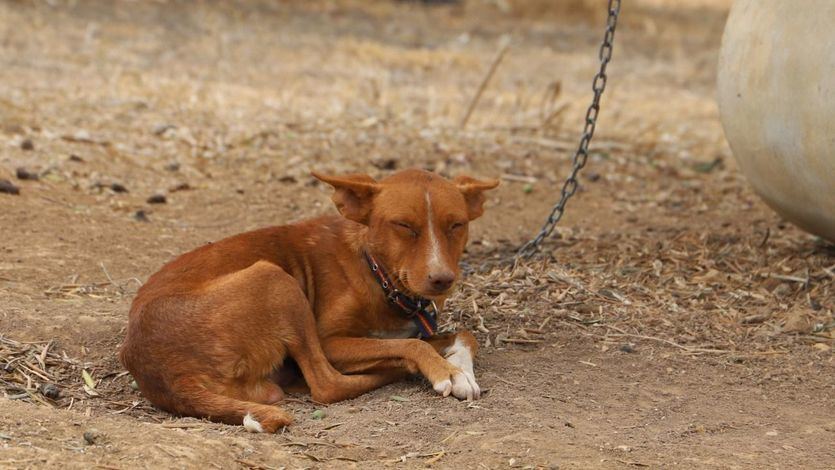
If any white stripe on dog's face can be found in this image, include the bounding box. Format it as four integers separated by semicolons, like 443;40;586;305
425;191;445;273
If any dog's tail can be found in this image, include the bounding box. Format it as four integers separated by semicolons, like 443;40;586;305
174;386;293;433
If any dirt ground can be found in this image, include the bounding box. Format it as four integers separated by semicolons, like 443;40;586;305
1;0;834;468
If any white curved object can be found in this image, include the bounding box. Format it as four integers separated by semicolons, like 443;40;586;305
717;0;835;242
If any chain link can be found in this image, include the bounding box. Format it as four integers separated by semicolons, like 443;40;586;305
517;0;621;258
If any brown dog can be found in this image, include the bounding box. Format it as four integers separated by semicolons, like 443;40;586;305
119;169;498;432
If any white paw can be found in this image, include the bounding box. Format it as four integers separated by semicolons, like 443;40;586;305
432;371;479;400
443;337;481;401
243;413;264;433
433;378;453;397
450;371;480;401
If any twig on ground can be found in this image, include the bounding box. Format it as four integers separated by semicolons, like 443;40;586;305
768;273;809;284
459;35;511;128
100;262;124;293
425;450;446;465
603;325;728;354
235;459;281;470
500;173;537;184
160;422;205;429
39;196;75;208
486;373;522;388
500;338;543;344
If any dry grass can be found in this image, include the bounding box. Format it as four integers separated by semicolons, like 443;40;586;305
446;233;834;358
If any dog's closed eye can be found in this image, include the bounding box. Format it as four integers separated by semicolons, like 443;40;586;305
392;221;418;238
448;221;466;235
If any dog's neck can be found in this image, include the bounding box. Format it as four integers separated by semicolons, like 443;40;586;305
336;217;442;338
360;249;438;339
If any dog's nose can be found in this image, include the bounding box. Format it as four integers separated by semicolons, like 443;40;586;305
428;271;455;292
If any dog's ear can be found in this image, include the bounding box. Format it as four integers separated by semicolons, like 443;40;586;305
454;175;500;221
312;172;380;224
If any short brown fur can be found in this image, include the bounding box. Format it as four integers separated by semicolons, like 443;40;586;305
119;169;498;431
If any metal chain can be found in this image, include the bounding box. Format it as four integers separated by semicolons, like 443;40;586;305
517;0;621;258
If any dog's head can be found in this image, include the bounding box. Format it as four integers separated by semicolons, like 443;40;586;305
313;169;498;299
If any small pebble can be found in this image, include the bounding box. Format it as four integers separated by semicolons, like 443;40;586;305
311;409;326;420
0;179;21;195
147;194;167;204
16;167;39;180
371;158;398;170
110;183;129;193
153;123;176;136
83;429;102;445
170;182;191;192
164;162;180;172
278;175;297;184
72;130;92;141
129;379;139;391
68;154;84;162
133;210;149;222
20;139;34;151
39;383;61;400
619;343;637;353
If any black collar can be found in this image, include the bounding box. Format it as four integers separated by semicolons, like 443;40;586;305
363;251;438;338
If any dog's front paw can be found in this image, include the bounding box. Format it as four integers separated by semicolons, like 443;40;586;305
433;376;454;397
451;370;480;400
431;369;480;401
437;338;481;401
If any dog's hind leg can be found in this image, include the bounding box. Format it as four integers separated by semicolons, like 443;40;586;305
217;260;403;404
173;379;292;433
238;379;285;405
